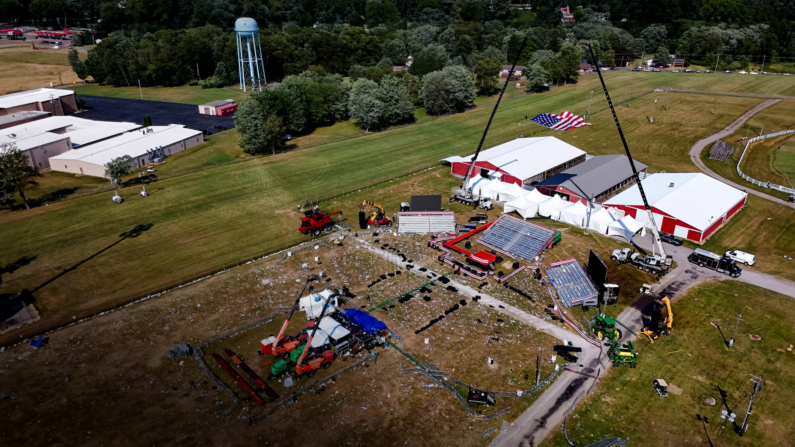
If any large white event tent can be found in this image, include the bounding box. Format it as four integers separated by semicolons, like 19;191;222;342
498;183;528;202
538;195;572;220
524;188;551;204
504;194;539;218
607;215;645;242
559;201;589;227
588;208;618;234
482;180;512;200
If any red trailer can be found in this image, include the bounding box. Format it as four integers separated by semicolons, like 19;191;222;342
216;103;238;116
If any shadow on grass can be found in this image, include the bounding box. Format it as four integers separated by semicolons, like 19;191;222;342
31;223;153;294
0;255;38;285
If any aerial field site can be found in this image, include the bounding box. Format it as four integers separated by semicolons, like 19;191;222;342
3;2;795;446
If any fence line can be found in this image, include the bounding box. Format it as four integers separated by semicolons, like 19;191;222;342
736;130;795;195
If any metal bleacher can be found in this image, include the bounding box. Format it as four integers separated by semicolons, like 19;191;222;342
545;259;598;307
708;140;735;161
477;215;556;261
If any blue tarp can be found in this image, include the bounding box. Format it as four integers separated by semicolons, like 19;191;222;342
342;309;387;334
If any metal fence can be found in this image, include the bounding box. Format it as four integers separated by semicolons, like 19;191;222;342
736;130;795;195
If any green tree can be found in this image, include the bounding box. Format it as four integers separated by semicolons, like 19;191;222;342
409;44;448;77
526;64;549;93
437;28;457;53
474;57;501;94
349;79;383;131
235;99;269;154
420;66;476;115
366;0;400;27
458;0;484;22
0;143;41;209
653;46;673;67
700;0;743;23
262;115;287;155
640;25;668;53
550;46;580;84
104;155;135;187
68;49;89;80
412;25;439;47
376;75;415;126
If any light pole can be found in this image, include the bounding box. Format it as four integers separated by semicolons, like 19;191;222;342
711;96;717;114
519;122;524;137
586;90;593;117
728;312;742;348
666;89;671;110
650;99;657;123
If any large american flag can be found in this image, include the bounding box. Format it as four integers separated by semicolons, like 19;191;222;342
530;111;592;131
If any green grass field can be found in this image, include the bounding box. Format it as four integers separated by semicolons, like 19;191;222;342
1;71;793;343
68;83;250;105
773;141;795;187
545;281;795;447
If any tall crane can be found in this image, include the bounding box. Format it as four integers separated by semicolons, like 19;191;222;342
587;43;667;259
452;36;529;207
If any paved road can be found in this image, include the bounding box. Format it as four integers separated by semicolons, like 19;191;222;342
688;98;795;209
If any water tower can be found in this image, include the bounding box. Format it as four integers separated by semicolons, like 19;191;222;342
235;17;267;92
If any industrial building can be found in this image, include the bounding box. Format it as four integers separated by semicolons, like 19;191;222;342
442;137;586;187
0;116;140;169
535;155;647;204
198;100;237;116
51;125;204;177
0;110;52;129
0;88;78;116
603;173;747;243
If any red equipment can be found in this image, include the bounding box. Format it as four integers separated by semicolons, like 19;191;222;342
299;208;342;236
0;29;25;40
34;30;70;39
442;222;498;270
216;103;237;116
294;292;336;378
264;279;315;358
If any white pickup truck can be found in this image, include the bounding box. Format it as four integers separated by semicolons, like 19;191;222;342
724;250;755;266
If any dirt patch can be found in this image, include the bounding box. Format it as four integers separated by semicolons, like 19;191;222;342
601;395;617;404
693;375;705;382
750;334;762;340
667;384;683;395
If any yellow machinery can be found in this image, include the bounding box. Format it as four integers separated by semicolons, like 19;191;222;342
361;201;391;227
638;296;672;343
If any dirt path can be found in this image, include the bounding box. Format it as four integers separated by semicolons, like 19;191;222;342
688;98;795;209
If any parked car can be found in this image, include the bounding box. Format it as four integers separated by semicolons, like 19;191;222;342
725;70;732;73
659;232;683;246
739;70;748;74
705;70;713;73
750;71;759;75
652;68;661;72
655;66;664;69
672;69;681;73
724;250;756;266
632;67;642;72
684;69;694;73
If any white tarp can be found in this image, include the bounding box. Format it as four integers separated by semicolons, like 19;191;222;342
607;215;644;242
538;195;572;220
588;208;619;234
482;181;512;200
498;183;528;202
299;289;338;319
308;329;330;348
559;201;589;227
504;194;539;218
318;316;351;341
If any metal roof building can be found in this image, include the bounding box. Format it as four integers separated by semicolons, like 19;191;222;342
441;137;586;187
535;155;647;204
603;173;747;243
51;124;203;178
0;88;78;116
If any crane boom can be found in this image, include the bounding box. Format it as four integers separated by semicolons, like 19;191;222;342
457;36;529;202
295;293;335;369
273;278;314;351
586;43;667;258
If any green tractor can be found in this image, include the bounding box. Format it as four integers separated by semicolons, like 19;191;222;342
591;315;622;341
607;339;637;368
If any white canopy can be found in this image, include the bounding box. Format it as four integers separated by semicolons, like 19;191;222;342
607;215;644;242
299;289;338;320
559;201;589;227
524;188;551;204
504;194;539;218
482;181;512;200
498;183;528;202
308;329;330;348
318;316;351;341
468;177;493;196
538;195;572;220
588;208;619;235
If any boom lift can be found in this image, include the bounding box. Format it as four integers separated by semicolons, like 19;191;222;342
587;44;671;266
294;293;336;378
638;296;673;343
265;278;316;358
361;200;392;227
451;36;529;208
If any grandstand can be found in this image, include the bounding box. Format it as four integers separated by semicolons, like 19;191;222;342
708;140;735;161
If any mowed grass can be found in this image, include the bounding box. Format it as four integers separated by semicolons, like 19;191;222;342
699;195;795;282
0;71;792;343
544;281;795;447
0;46;89;94
68;83;250;105
773;141;795;186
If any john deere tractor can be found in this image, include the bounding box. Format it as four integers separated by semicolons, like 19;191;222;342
591;315;622;341
607;339;637;368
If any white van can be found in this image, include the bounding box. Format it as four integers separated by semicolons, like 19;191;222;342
725;250;755;266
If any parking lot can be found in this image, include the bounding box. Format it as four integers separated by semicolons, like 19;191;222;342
75;95;236;132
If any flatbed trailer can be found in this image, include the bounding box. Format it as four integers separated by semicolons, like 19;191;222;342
211;353;265;405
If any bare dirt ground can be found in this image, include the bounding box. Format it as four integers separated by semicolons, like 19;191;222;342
0;230;562;447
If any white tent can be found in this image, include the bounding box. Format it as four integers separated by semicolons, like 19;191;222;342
559;201;589;227
538;195;572;220
504;194;539;218
482;181;512;200
497;183;528;202
607;215;644;242
299;289;338;319
588;208;619;235
308;329;330;348
318;316;351;341
468;177;493;196
524;188;551;204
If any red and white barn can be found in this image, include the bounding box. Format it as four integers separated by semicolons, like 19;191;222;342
603;173;747;243
442;137;586;187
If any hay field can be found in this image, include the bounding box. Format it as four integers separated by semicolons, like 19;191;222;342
0;46;87;94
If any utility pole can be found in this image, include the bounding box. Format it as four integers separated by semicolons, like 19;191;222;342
586;90;593;117
535;354;540;386
745;124;750;139
650;99;657;122
740;374;763;437
138;79;143;100
711;97;717;115
196;62;201;81
666;89;671;110
760;55;766;72
714;54;720;72
728;312;742;348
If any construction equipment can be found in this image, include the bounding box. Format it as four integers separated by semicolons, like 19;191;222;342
299;207;342;236
294;293;336;378
588;43;668;262
451;36;528;208
638;296;673;343
264;278;315;359
653;379;669;397
590;315;622;341
611;248;672;277
361;200;392;227
689;248;742;277
607;339;637;368
601;283;619;305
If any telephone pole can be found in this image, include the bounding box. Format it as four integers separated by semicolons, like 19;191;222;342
586;90;593;117
710;97;717;114
739;374;763;437
728;312;742;348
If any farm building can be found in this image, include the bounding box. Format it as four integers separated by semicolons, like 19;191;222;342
603;173;747;243
51;125;203;177
198;100;237;116
0;88;78;116
441;137;586;187
0;116;140;169
535;155;647;204
500;65;526;80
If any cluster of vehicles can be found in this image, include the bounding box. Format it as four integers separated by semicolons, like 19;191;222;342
611;247;673;276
